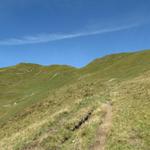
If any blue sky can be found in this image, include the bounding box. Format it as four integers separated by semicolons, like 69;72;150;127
0;0;150;68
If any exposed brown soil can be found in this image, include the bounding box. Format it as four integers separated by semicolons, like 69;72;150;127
90;102;112;150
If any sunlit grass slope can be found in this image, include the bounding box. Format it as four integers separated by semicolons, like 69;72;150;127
0;63;78;124
81;50;150;79
0;49;150;150
106;72;150;150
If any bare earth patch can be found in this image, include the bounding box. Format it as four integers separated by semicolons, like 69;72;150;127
91;102;112;150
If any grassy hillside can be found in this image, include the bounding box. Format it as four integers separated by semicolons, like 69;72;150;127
0;50;150;150
81;50;150;80
106;72;150;150
0;64;78;125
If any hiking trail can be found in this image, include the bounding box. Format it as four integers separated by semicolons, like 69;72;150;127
91;102;112;150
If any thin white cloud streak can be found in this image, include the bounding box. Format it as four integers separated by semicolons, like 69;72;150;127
0;24;139;45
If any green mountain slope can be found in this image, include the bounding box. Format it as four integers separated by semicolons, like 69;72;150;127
0;64;78;124
0;50;150;150
81;50;150;79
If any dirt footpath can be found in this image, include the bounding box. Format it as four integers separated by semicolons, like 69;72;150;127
91;102;112;150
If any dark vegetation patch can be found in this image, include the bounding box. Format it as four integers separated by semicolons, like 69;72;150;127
71;110;93;131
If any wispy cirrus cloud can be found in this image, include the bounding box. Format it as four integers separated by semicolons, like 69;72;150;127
0;23;139;45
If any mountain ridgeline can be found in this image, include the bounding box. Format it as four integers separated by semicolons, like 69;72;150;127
0;50;150;150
